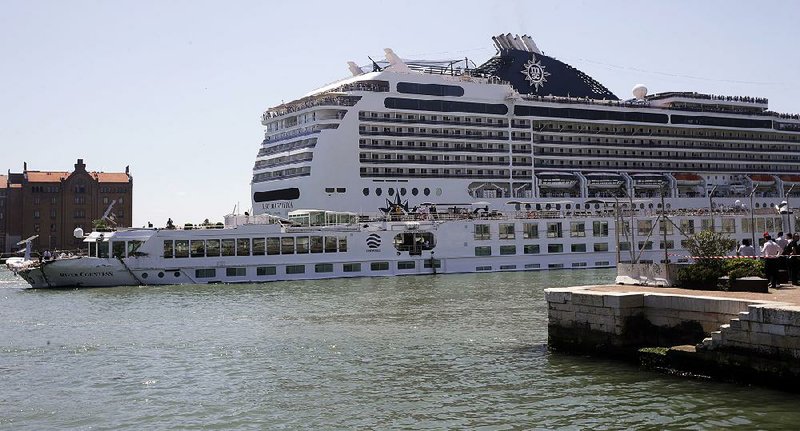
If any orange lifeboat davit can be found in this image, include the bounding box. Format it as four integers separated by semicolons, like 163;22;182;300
584;172;625;189
780;175;800;186
537;172;578;189
673;173;704;186
749;174;775;187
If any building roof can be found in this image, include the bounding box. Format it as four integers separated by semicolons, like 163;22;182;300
92;172;131;183
26;171;70;183
24;171;130;184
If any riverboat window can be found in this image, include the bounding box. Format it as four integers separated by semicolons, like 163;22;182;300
324;237;337;253
339;237;348;252
257;266;276;276
423;259;441;269
524;244;540;254
570;222;586;238
637;220;653;236
571;244;587;253
191;240;205;258
701;219;713;231
592;222;609;237
722;219;736;234
163;240;173;258
548;244;563;253
500;245;516;255
252;238;266;256
196;268;216;278
474;224;490;240
638;241;653;250
680;220;695;235
88;241;97;257
343;263;361;272
547;222;562;238
267;237;280;255
393;232;434;255
236;239;251;256
659;221;674;235
175;240;189;258
206;239;221;257
594;243;609;252
220;239;235;256
397;261;415;270
111;241;125;258
548;263;564;269
620;242;631;251
525;263;541;269
127;240;143;256
523;223;538;239
371;262;389;271
660;240;675;249
310;236;323;253
281;237;295;254
226;267;246;277
572;262;587;268
474;246;491;256
499;224;515;240
315;263;333;273
286;265;305;274
295;236;309;254
476;266;492;271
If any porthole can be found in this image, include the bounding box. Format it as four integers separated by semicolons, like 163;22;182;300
400;188;407;196
595;204;600;210
158;272;164;278
174;271;180;278
435;188;442;196
141;272;148;279
376;188;382;196
388;188;395;196
412;188;419;196
525;203;531;210
362;188;369;196
423;188;431;196
565;204;571;210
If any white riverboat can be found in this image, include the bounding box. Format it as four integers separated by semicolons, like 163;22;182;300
15;33;800;288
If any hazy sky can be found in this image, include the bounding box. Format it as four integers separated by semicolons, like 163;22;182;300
2;0;799;227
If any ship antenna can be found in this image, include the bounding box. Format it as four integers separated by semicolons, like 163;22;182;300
368;56;383;72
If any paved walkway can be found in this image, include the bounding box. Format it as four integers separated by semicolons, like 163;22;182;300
587;283;800;305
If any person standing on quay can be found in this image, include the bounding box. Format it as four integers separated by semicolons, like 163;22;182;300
761;235;783;289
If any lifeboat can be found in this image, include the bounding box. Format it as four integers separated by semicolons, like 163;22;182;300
749;174;775;187
584;172;625;189
780;175;800;186
537;172;577;189
631;173;667;189
673;173;704;186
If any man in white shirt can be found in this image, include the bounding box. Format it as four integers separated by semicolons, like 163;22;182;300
776;232;789;250
762;235;783;288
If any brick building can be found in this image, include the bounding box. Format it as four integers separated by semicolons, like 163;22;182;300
2;159;132;254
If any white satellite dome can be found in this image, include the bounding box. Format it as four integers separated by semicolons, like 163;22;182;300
73;227;84;238
632;84;648;100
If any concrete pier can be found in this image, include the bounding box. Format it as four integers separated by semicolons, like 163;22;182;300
545;285;800;390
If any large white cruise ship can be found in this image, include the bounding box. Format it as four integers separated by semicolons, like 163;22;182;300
12;34;800;288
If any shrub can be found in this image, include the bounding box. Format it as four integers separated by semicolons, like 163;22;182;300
675;264;725;290
722;258;765;280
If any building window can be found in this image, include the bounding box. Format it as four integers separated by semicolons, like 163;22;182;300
638;241;653;250
637;220;653;236
548;244;563;253
33;210;40;219
681;219;695;235
594;243;609;252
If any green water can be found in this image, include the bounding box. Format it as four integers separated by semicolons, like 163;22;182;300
1;268;798;429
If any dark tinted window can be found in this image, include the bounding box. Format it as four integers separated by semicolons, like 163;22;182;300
397;82;464;97
672;115;772;129
514;105;668;124
385;97;507;115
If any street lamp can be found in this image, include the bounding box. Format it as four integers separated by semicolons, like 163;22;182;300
749;187;757;249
